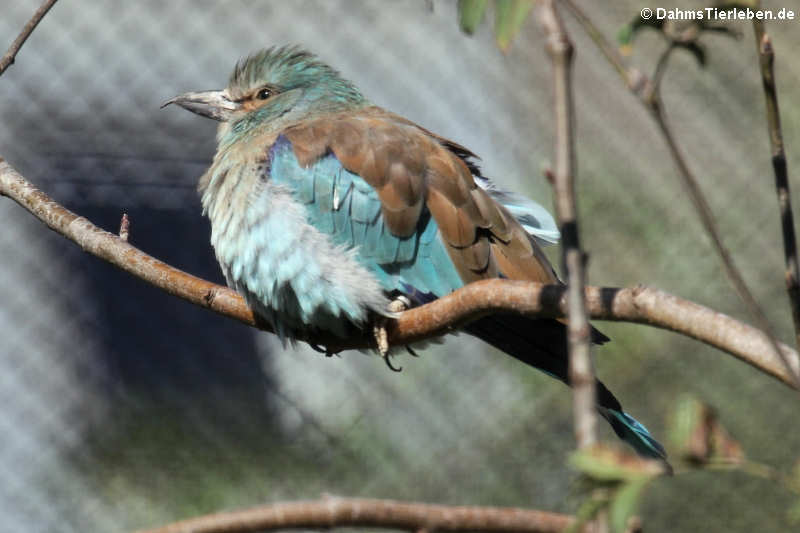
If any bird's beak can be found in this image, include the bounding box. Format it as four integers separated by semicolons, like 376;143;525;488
161;90;239;122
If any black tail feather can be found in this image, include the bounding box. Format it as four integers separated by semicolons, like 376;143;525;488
465;314;666;460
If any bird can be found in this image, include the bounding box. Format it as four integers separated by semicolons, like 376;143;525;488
163;45;666;460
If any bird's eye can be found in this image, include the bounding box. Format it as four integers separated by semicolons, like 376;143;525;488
256;88;272;100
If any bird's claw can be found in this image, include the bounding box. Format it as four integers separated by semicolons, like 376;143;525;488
384;353;403;372
373;295;412;372
373;323;402;371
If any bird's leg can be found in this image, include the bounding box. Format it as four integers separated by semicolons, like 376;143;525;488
373;295;411;372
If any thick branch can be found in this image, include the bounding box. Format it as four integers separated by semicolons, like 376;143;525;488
0;158;262;329
538;0;598;451
0;0;59;76
752;23;800;350
135;496;578;533
1;158;797;388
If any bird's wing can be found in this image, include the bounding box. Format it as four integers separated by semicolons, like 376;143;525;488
279;107;559;295
268;133;462;298
270;110;666;460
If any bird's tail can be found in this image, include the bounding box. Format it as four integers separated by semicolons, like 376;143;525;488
464;313;667;460
594;380;667;459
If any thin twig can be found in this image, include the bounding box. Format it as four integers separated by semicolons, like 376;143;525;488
119;213;130;242
560;0;800;389
538;0;598;452
559;0;647;94
0;0;59;76
135;496;579;533
539;4;607;528
752;22;800;350
1;158;797;388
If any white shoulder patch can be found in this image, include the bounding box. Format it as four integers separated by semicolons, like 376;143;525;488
475;177;560;245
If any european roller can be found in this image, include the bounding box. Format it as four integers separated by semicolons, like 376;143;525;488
164;46;665;460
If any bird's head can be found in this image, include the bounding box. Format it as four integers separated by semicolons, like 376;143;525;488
163;46;366;141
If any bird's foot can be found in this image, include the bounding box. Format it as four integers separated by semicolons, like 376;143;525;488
386;295;411;315
373;296;411;372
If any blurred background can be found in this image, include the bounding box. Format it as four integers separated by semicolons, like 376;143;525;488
1;1;799;531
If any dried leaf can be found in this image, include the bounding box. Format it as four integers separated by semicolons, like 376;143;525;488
668;395;744;464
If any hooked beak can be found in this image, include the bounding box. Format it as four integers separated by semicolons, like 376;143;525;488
161;90;239;122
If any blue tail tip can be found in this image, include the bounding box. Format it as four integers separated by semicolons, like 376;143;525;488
604;409;668;461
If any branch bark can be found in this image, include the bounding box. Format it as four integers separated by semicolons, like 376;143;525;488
752;22;800;350
135;496;579;533
0;0;59;76
1;157;798;389
538;0;597;450
560;0;800;389
539;5;608;531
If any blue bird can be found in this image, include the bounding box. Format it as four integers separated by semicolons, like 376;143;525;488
164;46;665;460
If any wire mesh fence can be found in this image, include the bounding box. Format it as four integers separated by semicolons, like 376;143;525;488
1;1;799;531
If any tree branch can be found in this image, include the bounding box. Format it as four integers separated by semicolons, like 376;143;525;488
539;5;608;531
1;158;797;388
0;0;59;76
560;0;800;389
751;22;800;350
538;0;598;451
134;496;579;533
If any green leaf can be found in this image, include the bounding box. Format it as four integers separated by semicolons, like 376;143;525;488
494;0;533;52
789;501;800;524
571;449;632;482
566;495;608;533
610;478;651;533
570;445;665;483
617;24;634;45
458;0;488;35
789;459;800;493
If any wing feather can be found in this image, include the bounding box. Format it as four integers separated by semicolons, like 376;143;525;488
282;106;559;292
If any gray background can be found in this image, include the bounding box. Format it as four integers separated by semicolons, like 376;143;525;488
1;1;799;531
